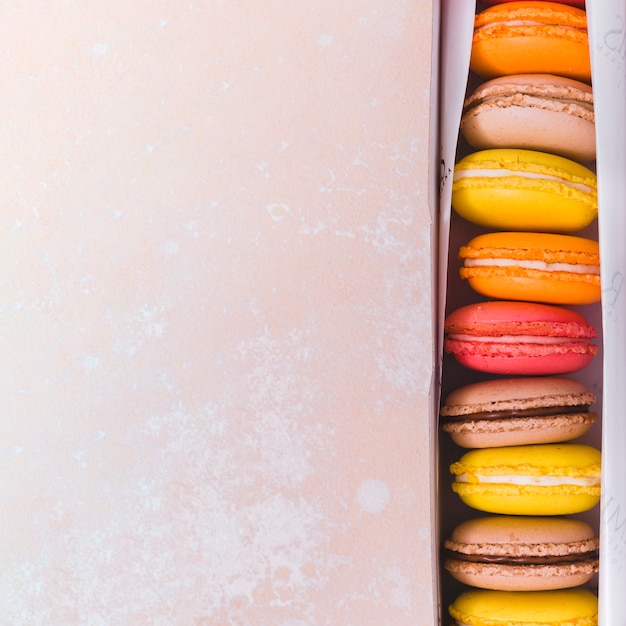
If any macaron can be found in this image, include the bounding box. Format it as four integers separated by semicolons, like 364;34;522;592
450;443;601;515
461;74;595;163
440;376;597;448
451;148;597;233
444;300;598;375
458;231;601;306
449;588;598;626
444;515;599;591
471;1;591;82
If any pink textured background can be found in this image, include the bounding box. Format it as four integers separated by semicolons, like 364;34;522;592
2;1;437;623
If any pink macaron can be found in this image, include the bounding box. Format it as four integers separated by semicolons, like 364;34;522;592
444;301;598;375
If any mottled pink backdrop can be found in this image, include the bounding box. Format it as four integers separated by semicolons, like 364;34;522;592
0;1;437;623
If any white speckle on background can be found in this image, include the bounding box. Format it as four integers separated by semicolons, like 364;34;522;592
318;33;333;48
163;240;179;258
334;230;355;239
299;221;325;236
114;304;167;358
257;160;271;179
92;42;109;58
83;355;100;371
266;203;290;222
356;479;390;514
386;565;412;608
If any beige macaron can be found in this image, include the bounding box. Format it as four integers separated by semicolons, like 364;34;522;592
444;515;599;591
440;376;597;448
461;74;595;163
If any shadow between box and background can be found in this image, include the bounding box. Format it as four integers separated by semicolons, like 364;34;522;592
435;23;604;618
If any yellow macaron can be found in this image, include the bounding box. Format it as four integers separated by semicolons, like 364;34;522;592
450;443;601;515
452;149;597;233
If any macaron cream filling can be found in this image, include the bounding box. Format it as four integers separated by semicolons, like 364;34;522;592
463;85;594;115
449;334;591;345
454;473;600;487
445;537;599;559
463;258;600;274
464;92;594;115
476;20;584;32
442;404;592;423
453;168;594;194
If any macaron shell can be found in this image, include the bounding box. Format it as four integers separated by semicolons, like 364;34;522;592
450;514;596;542
451;350;595;376
452;149;597;233
451;441;602;473
464;271;600;306
442;375;594;410
445;560;597;591
444;296;599;329
462;98;595;163
453;484;600;515
471;2;591;82
461;74;595;162
443;413;596;448
459;232;601;305
449;589;598;626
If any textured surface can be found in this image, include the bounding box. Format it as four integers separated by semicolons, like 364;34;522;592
0;1;436;623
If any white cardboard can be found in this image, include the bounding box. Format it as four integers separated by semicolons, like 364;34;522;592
437;0;475;375
429;2;442;623
437;2;612;623
437;7;476;620
587;2;626;624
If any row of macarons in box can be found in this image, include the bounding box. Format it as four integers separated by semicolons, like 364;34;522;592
440;2;600;625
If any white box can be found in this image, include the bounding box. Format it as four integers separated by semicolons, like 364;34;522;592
435;2;626;623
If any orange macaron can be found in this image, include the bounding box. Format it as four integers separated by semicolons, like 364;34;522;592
459;231;601;305
471;1;591;82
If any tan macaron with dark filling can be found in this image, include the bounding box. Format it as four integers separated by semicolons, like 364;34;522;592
461;74;595;163
444;515;599;591
440;376;597;448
